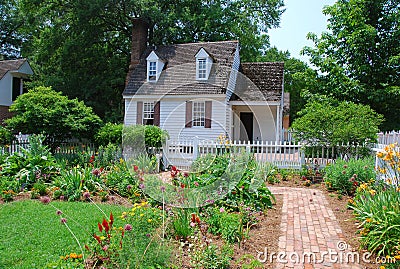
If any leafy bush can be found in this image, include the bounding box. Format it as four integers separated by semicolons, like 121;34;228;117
95;143;122;167
206;207;244;244
0;134;57;189
189;154;275;211
292;100;383;146
123;124;168;148
349;182;400;259
0;126;13;145
95;123;123;146
323;157;375;195
52;166;105;201
6;86;102;144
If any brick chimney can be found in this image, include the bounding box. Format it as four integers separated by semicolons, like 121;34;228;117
126;18;149;85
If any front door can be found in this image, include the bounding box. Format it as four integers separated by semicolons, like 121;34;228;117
240;112;253;142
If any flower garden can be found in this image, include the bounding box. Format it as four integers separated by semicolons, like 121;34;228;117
0;135;399;268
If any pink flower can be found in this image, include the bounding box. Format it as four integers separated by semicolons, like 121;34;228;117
83;192;90;199
102;245;109;251
219;207;225;213
60;218;67;224
124;224;132;231
40;196;51;204
183;172;189;177
56;210;63;215
194;181;199;187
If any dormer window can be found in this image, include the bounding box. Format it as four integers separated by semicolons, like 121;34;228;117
195;48;213;80
148;61;157;81
197;59;207;79
146;51;164;82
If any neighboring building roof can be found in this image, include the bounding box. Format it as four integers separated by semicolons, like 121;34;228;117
0;59;28;80
231;62;284;102
124;40;239;96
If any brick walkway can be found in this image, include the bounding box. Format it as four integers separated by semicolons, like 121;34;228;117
268;187;363;269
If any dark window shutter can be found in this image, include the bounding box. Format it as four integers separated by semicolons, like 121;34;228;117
154;101;160;126
205;101;212;128
136;101;143;124
185;101;192;128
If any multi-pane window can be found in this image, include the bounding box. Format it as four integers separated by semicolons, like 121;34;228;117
197;59;207;79
148;61;157;81
143;102;154;125
192;102;205;127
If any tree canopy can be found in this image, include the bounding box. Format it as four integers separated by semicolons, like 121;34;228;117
2;0;285;121
303;0;400;130
291;99;383;146
6;86;103;143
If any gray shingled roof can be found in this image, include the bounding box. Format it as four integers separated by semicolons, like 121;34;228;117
231;62;284;102
0;59;27;80
124;40;239;96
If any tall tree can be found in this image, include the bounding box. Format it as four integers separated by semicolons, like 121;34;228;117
303;0;400;130
8;0;284;121
0;0;23;58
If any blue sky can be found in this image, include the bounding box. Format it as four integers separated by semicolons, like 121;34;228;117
268;0;336;62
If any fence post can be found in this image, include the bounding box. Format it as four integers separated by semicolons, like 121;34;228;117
300;143;305;167
193;136;199;160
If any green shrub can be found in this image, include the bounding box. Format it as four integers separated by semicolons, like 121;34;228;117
0;126;13;145
0;134;57;189
123;125;169;148
291;100;383;146
95;123;123;146
206;207;244;244
323;157;375;195
6;86;102;144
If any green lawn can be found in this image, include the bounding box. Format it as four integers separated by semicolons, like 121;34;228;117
0;200;128;269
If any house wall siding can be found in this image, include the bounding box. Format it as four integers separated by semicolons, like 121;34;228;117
124;99;137;125
232;105;277;141
0;73;12;106
124;97;228;141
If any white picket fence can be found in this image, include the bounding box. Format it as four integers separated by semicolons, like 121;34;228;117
377;131;400;145
162;139;370;170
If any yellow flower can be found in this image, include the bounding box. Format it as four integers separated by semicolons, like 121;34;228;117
119;158;124;164
380;266;385;269
377;152;384;158
140;213;144;217
100;236;106;240
366;218;372;223
147;219;152;223
394;255;400;260
369;189;376;196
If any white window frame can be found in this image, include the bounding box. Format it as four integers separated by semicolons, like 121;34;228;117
148;61;157;82
197;58;207;80
192;101;205;127
143;102;155;124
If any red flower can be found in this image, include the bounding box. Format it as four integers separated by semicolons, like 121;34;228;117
102;218;109;233
180;183;186;188
89;155;95;163
93;234;101;243
98;222;103;232
134;165;139;172
109;212;114;227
